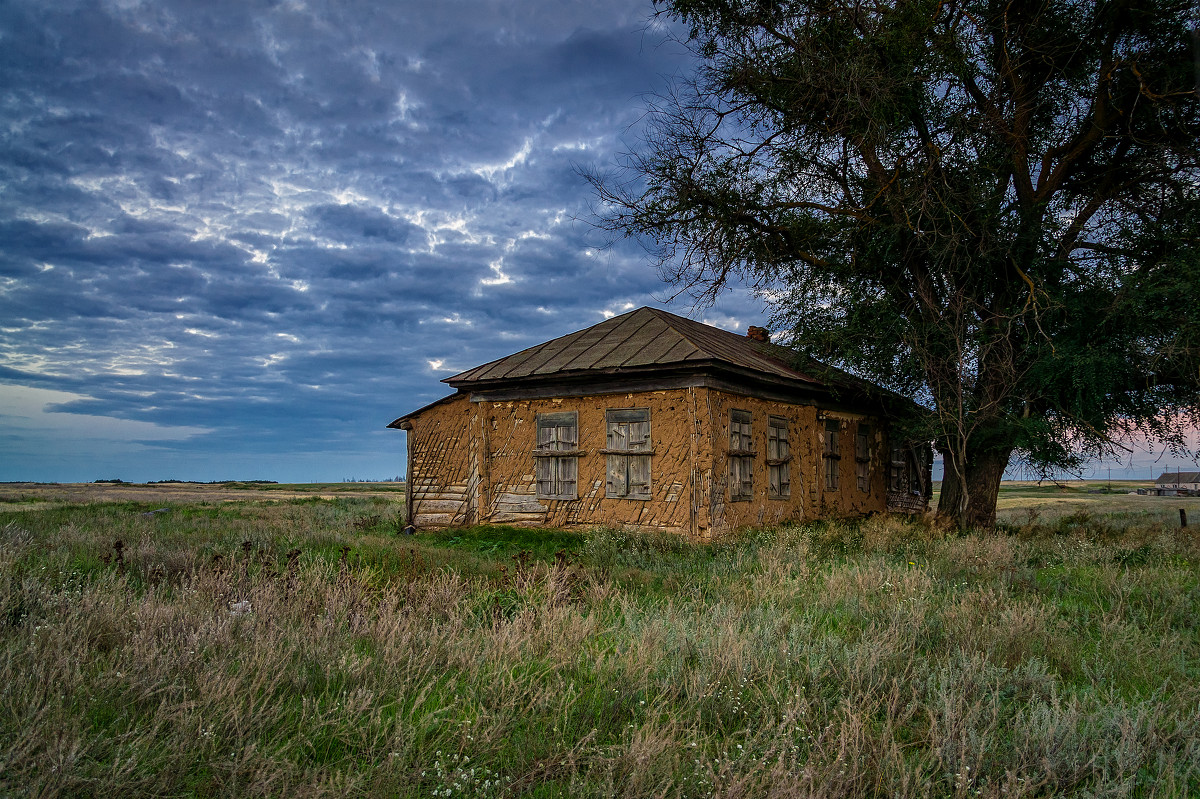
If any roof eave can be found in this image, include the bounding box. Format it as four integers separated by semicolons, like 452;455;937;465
447;359;890;407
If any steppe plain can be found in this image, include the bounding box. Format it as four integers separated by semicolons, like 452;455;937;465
1;479;1197;797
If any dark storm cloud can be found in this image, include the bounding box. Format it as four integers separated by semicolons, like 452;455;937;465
308;204;421;245
0;0;773;482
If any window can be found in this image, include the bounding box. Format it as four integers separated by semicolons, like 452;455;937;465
855;424;871;493
823;419;841;491
889;447;907;493
889;445;927;496
605;408;652;499
730;409;754;501
534;412;579;500
767;416;791;498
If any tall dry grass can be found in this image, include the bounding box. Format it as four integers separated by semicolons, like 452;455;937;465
0;500;1197;797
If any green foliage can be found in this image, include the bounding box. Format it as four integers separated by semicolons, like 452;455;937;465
594;0;1200;527
2;491;1199;796
430;524;586;561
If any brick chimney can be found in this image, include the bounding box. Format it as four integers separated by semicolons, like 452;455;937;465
747;325;770;343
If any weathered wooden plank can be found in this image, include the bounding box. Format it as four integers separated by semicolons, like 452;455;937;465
490;512;546;524
494;500;544;513
416;500;467;513
415;513;459;526
418;492;468;502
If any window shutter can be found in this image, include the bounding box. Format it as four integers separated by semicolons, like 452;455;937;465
768;417;789;459
535;411;578;500
560;422;578;450
559;452;577;497
604;408;650;499
629;420;651;451
628;454;651;498
536;454;553;497
606;454;627;496
607;419;626;449
731;409;752;450
824;420;841;490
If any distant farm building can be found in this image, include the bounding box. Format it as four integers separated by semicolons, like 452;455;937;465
390;307;930;539
1152;471;1200;496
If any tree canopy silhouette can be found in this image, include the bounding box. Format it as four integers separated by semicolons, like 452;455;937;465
593;0;1200;527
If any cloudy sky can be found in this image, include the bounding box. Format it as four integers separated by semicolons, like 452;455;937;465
0;0;1190;484
0;0;775;482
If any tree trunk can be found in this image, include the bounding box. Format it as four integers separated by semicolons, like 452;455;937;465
937;445;1013;530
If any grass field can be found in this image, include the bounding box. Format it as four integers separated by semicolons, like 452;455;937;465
1;482;1198;797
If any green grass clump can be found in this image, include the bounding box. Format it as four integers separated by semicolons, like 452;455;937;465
1;493;1198;797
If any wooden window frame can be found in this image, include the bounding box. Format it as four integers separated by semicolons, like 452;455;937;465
605;408;652;500
535;411;579;500
823;419;841;491
888;445;928;497
855;424;871;493
730;409;754;501
889;446;907;493
767;415;791;499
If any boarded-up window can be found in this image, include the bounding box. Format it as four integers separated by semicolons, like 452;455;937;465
889;447;907;493
534;412;578;500
889;445;926;496
855;424;871;493
767;416;791;499
823;419;841;491
606;408;651;500
730;409;753;501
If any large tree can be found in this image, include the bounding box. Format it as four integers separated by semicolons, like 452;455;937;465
593;0;1200;528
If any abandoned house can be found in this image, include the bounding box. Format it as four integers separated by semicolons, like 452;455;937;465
389;306;930;539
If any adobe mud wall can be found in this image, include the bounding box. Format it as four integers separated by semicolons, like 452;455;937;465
477;388;702;535
403;386;897;538
702;389;890;535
